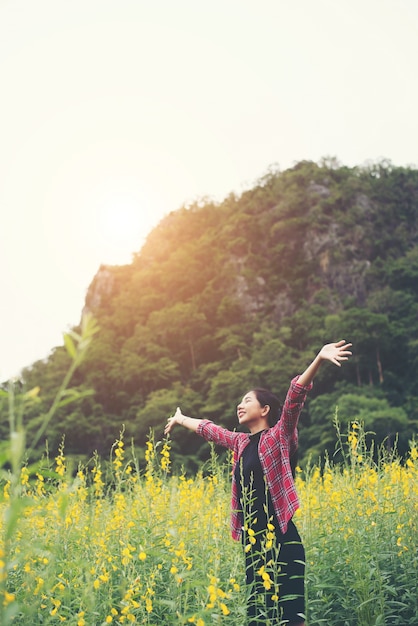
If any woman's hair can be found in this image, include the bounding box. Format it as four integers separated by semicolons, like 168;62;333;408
251;388;282;428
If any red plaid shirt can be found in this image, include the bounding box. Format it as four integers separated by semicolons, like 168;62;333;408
196;376;312;540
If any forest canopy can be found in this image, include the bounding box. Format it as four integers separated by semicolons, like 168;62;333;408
3;158;418;470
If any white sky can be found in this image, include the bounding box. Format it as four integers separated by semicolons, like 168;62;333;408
1;0;418;381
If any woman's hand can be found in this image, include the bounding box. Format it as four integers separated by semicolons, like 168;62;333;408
297;340;352;386
164;407;183;435
319;340;352;367
164;407;202;434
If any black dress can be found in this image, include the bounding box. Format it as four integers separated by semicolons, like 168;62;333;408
234;430;305;625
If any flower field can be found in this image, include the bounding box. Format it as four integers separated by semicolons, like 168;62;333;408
0;425;417;626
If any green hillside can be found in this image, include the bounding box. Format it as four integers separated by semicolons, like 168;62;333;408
7;158;418;469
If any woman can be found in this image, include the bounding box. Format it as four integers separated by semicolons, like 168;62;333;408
164;340;352;625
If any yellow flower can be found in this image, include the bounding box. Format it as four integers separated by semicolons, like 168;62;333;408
3;591;15;606
160;440;171;473
220;602;230;615
20;466;30;486
55;450;66;477
3;481;11;500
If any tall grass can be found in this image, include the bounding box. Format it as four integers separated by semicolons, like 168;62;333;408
0;392;417;624
298;420;417;625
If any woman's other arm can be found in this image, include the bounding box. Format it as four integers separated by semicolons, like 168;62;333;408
164;406;242;450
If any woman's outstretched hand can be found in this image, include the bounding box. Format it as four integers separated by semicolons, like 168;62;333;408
319;340;352;367
164;407;183;435
295;340;353;387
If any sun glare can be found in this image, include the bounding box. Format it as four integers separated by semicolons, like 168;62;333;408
95;199;149;264
44;173;168;277
86;185;165;266
100;200;142;242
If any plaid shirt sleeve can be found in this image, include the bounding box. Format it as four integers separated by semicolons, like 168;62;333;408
196;420;242;450
277;375;313;448
259;375;313;534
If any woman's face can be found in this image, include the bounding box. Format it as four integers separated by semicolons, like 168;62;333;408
237;391;268;429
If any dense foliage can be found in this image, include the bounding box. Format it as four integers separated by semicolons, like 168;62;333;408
3;158;418;467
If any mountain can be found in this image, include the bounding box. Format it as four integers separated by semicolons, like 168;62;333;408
10;158;418;469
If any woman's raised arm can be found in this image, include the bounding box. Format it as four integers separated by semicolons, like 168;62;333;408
297;340;352;387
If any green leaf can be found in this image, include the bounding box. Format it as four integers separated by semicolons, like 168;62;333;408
56;388;94;409
63;333;77;359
